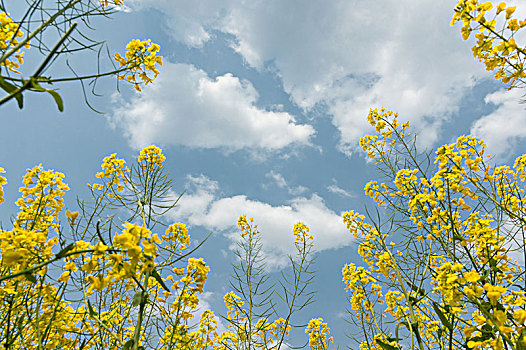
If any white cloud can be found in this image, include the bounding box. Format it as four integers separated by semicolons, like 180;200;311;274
124;0;236;47
470;88;526;159
169;175;350;269
265;170;308;196
173;175;219;222
126;0;490;154
266;170;287;189
109;62;315;152
327;184;354;198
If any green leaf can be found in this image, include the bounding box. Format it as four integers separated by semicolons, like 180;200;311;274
121;340;134;350
87;300;97;317
408;282;425;296
481;323;495;338
0;75;23;109
151;268;170;292
386;337;401;342
479;269;489;283
29;78;63;112
55;243;75;259
24;273;37;283
469;334;494;342
132;290;148;307
34;76;51;83
489;257;498;270
132;291;142;306
45;88;63;112
376;339;399;350
432;301;453;331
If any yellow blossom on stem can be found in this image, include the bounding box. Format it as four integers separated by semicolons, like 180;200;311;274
114;39;163;91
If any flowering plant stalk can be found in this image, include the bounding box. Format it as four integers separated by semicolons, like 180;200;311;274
214;215;333;350
0;0;162;111
451;0;526;90
0;146;214;350
343;107;526;350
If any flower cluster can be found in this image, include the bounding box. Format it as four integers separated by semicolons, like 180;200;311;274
100;0;124;7
0;146;227;349
0;165;91;348
451;0;526;88
305;318;333;350
0;12;29;74
114;39;163;91
0;165;69;271
89;153;129;198
138;144;166;171
217;290;297;349
344;106;526;349
237;214;258;238
360;108;409;161
255;317;291;348
159;309;218;349
342;263;379;317
163;222;191;254
0;167;6;204
293;221;314;248
214;215;328;349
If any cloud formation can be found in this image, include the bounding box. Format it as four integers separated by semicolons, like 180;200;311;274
265;170;308;196
327;184;354;198
109;62;315;151
471;88;526;159
126;0;489;154
169;175;350;269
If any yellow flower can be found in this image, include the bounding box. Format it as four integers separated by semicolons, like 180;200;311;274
138;145;165;167
114;39;163;90
66;209;79;225
464;270;481;283
0;12;29;73
0;167;6;204
305;318;333;348
484;283;507;304
164;222;190;254
514;309;526;324
58;270;71;283
100;0;123;7
2;249;25;266
506;6;516;19
497;2;507;14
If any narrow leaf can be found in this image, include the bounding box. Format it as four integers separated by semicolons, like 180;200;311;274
151;268;170;292
55;243;75;259
0;76;23;108
29;79;63;112
432;301;453;331
87;300;97;317
407;282;425;296
121;340;134;350
376;339;399;350
132;290;145;307
45;89;63;112
24;273;37;283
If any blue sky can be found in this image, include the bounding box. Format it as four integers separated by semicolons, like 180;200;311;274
2;0;526;346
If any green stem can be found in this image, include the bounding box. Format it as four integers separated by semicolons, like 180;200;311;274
0;22;77;107
0;0;82;64
133;273;150;350
1;66;129;83
0;248;93;283
381;239;425;350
